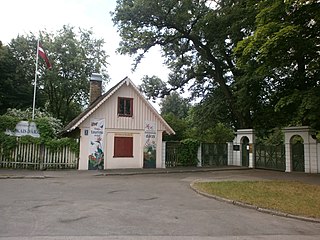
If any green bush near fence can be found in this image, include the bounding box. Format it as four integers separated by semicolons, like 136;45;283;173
0;115;20;159
177;139;200;166
0;114;79;154
0;110;79;169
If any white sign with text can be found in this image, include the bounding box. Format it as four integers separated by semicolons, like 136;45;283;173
5;121;40;138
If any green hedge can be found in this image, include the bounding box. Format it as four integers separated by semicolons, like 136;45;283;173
177;139;200;166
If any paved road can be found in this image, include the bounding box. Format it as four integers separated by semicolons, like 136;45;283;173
0;170;319;240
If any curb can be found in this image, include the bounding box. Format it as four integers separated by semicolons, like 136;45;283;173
0;175;46;179
190;181;320;223
95;167;250;176
0;167;249;179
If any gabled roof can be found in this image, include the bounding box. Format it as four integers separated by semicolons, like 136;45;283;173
63;77;175;135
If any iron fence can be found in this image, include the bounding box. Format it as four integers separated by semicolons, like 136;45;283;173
201;143;227;167
255;143;285;171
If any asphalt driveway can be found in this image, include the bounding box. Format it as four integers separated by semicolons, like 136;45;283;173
0;169;319;240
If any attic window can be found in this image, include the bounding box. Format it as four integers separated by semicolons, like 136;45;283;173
118;97;133;117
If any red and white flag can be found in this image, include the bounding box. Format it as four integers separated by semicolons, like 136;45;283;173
38;42;52;69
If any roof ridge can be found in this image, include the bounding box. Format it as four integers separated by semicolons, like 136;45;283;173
61;77;175;135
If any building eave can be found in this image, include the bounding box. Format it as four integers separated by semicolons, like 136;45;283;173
63;77;175;135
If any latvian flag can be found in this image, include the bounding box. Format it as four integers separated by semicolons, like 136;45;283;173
38;42;52;69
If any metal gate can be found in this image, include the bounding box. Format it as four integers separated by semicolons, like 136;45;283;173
201;143;227;166
165;142;228;168
255;144;285;171
165;141;181;167
241;137;249;167
292;142;304;172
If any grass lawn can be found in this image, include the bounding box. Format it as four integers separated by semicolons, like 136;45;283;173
193;181;320;219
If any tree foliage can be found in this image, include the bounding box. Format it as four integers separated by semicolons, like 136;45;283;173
0;40;34;113
113;0;257;129
139;75;167;102
113;0;320;132
162;112;189;141
159;91;234;143
235;0;320;129
160;91;191;119
40;25;109;124
153;91;191;141
0;25;109;125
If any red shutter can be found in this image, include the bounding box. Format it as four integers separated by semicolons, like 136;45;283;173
114;137;133;157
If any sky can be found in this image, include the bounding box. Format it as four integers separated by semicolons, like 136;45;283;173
0;0;170;107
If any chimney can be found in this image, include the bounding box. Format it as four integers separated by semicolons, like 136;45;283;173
89;73;102;104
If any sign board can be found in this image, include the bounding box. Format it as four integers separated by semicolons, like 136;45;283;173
143;121;157;168
5;121;40;138
249;144;253;153
88;118;105;170
233;145;240;151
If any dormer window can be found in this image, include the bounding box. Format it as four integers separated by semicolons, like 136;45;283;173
118;97;133;117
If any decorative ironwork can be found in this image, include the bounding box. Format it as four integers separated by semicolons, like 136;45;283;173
292;142;304;172
165;141;181;167
242;138;249;167
255;144;285;171
201;143;227;166
165;142;228;168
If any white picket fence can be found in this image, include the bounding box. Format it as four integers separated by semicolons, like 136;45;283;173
0;142;78;169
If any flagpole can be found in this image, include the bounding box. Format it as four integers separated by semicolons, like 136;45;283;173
32;40;40;120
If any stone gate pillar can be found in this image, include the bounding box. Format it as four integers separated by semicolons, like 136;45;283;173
233;129;256;168
284;126;318;173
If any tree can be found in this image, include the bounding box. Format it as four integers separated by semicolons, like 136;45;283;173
114;0;320;131
158;90;234;142
186;102;235;143
160;92;191;119
235;0;320;129
139;75;167;102
162;112;189;141
190;87;234;128
113;0;258;129
157;91;191;141
0;39;35;114
39;25;109;124
2;25;109;125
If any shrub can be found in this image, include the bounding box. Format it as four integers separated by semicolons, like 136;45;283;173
177;139;200;166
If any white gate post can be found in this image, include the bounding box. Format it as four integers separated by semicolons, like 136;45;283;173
249;143;255;168
162;141;166;168
235;129;256;168
197;143;202;167
227;142;233;165
284;142;292;172
284;126;317;173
